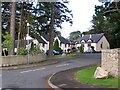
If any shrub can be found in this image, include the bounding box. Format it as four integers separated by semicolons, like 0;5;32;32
18;48;27;55
80;46;84;53
2;32;13;55
53;39;61;52
29;43;41;55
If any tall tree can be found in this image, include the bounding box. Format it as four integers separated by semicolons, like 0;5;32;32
10;2;16;55
69;31;81;40
87;1;120;48
48;2;55;57
2;1;73;56
35;1;73;56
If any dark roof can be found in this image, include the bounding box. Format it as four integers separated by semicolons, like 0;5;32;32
68;40;76;45
15;39;33;48
41;33;70;44
79;33;104;43
41;33;58;41
58;36;70;44
30;33;47;44
41;33;50;41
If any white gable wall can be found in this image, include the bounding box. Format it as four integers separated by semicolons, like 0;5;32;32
54;37;70;51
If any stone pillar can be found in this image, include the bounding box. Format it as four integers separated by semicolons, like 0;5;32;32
101;48;120;78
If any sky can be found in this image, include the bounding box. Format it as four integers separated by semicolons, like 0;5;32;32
58;0;102;38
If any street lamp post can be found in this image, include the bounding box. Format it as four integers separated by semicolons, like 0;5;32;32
27;23;30;64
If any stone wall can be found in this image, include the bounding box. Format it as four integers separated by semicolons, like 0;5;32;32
0;53;46;67
101;48;120;78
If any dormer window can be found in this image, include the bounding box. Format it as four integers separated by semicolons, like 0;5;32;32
81;40;85;43
87;39;92;43
87;39;92;47
81;40;85;47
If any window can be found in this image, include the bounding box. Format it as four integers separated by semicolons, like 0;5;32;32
81;43;84;47
60;43;62;46
101;43;103;48
87;39;92;47
88;43;91;47
42;43;45;47
65;44;67;48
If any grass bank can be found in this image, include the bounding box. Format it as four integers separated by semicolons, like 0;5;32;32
75;66;119;88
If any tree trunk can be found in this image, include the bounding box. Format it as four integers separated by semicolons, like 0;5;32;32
19;2;26;48
10;2;16;55
48;2;55;57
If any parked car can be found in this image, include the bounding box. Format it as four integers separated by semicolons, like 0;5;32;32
45;50;60;55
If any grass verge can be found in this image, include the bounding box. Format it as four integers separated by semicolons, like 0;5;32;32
75;66;119;88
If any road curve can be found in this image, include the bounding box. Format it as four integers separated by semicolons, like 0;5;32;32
2;53;101;89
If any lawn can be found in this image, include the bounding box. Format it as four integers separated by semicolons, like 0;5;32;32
66;52;78;57
75;66;119;88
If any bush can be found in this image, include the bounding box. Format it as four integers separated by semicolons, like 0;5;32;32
29;43;41;55
18;48;27;55
2;32;13;55
80;46;84;53
53;39;61;52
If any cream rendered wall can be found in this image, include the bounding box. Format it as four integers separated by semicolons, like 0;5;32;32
84;43;88;52
76;44;81;47
96;36;110;51
41;36;49;51
82;43;96;52
91;43;97;51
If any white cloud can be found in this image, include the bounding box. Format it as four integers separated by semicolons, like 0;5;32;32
59;0;102;38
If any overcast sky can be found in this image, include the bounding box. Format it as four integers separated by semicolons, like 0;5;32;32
58;0;102;38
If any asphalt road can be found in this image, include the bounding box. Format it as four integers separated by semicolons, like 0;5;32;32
2;53;101;89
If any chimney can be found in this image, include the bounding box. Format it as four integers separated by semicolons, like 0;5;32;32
90;34;92;39
82;34;84;37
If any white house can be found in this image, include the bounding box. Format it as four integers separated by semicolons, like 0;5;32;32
79;33;110;52
15;32;77;53
41;33;71;52
54;36;71;51
14;33;47;53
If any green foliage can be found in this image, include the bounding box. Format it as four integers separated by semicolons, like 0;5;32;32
69;31;81;40
80;46;84;53
53;39;61;52
29;43;41;55
2;2;73;57
2;32;13;55
87;2;120;48
75;66;119;88
18;47;27;55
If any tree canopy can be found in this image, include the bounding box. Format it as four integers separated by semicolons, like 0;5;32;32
1;1;73;56
83;1;120;49
69;31;81;40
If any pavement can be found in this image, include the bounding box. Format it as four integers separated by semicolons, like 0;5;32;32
49;64;119;90
0;56;72;70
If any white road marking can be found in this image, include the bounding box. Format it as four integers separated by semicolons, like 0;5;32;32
56;64;69;67
58;84;67;87
20;68;46;74
32;68;45;71
20;70;33;73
